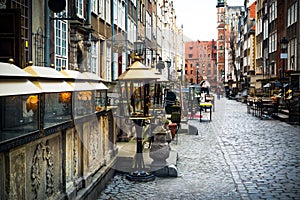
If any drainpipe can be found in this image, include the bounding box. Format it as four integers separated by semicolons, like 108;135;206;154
112;0;115;81
86;0;91;26
136;0;138;38
125;0;128;68
86;0;91;72
45;0;50;67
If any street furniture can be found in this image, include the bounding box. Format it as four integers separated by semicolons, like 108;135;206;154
199;102;213;122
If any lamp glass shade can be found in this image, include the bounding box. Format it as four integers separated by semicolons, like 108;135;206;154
134;40;145;56
280;37;288;50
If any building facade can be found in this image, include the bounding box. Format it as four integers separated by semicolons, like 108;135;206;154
184;40;218;89
0;0;185;199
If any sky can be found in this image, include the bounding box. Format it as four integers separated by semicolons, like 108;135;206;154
173;0;251;41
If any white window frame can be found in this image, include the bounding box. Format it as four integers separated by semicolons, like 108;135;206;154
106;45;111;81
114;0;118;25
91;41;98;73
106;0;111;24
54;10;68;71
77;0;84;18
99;0;105;19
91;0;98;14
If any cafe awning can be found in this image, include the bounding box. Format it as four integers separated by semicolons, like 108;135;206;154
82;72;104;81
117;61;158;81
33;80;73;92
61;70;88;80
89;82;108;90
0;62;34;77
68;81;95;91
0;79;42;96
23;66;66;79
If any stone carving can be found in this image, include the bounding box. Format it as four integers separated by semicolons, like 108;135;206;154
31;141;54;199
9;151;25;199
45;141;54;196
73;132;78;178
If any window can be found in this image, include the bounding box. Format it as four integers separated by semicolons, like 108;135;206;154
114;0;117;24
91;0;98;13
288;2;297;27
106;0;111;24
106;45;111;81
54;19;68;71
99;0;105;19
77;0;84;18
44;93;72;128
188;54;193;58
91;42;98;73
0;94;40;143
11;0;30;68
74;91;93;117
95;90;107;111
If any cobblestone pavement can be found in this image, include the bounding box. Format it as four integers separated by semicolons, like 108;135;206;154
98;98;300;200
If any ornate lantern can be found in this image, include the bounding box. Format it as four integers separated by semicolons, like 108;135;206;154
117;60;158;181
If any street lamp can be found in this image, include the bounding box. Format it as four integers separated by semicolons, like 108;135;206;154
196;65;199;84
134;39;145;58
117;42;158;182
280;37;288;85
165;59;171;80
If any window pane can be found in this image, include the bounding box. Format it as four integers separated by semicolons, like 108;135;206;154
0;95;39;143
44;93;72;128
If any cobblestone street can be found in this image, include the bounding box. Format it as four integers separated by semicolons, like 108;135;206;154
98;98;300;200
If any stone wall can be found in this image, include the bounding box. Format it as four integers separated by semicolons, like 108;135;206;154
0;110;118;200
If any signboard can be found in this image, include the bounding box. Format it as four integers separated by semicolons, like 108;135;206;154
280;53;288;59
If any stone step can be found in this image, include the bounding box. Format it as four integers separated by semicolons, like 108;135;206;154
273;113;289;122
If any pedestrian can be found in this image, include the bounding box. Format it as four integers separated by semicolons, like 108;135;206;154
216;87;221;100
200;76;210;95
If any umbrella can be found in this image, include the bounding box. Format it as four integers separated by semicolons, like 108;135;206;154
263;83;270;88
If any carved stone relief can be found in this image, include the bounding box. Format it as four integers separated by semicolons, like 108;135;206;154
31;140;54;199
9;148;25;200
65;129;74;188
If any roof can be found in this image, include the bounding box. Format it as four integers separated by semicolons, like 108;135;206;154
0;62;34;77
23;66;66;78
117;61;158;81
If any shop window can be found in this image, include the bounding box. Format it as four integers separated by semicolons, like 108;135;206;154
95;90;107;111
0;94;39;142
44;92;72;128
74;91;93;116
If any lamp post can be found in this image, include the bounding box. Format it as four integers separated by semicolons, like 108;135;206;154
117;40;158;182
280;37;288;86
166;59;171;80
196;65;199;84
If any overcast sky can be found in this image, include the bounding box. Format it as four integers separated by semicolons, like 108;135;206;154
173;0;252;41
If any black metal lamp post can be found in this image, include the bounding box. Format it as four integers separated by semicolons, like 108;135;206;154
117;40;158;181
166;59;171;80
133;39;145;61
196;65;199;84
280;37;289;86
